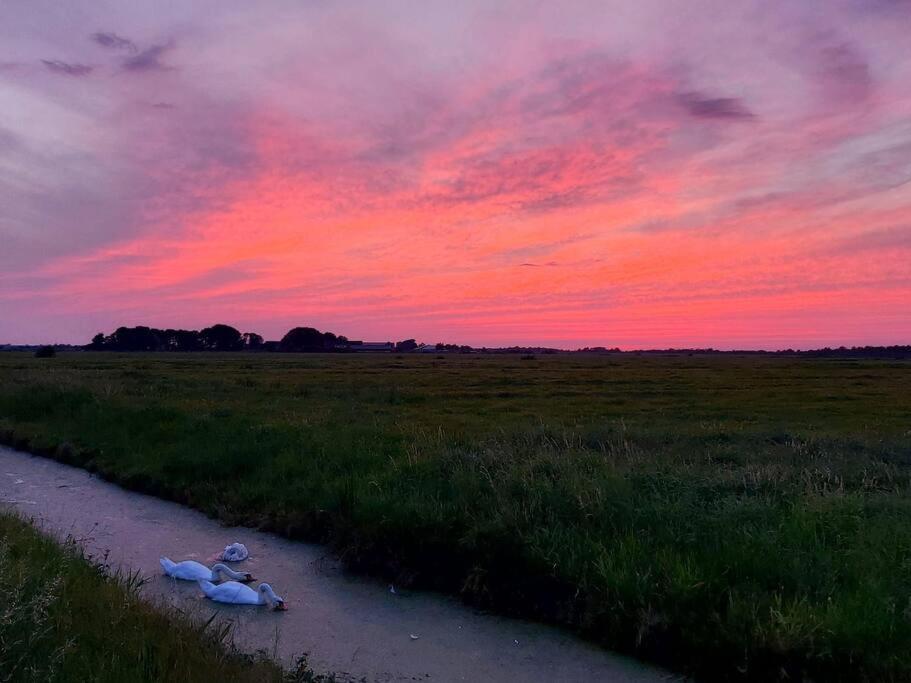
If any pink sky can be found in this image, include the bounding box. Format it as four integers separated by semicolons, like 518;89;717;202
1;1;909;348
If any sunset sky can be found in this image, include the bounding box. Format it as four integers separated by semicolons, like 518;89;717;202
1;1;909;349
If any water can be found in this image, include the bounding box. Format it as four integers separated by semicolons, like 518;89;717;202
0;446;673;682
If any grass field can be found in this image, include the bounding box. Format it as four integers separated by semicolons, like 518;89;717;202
1;351;909;680
0;511;334;682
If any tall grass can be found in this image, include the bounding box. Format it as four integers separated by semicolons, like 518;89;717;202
1;351;909;680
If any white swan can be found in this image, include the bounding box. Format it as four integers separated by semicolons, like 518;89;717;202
198;580;287;610
160;557;254;583
219;542;249;562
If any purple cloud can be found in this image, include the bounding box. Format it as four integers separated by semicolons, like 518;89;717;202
817;40;873;102
41;59;93;76
828;225;911;255
0;127;20;152
91;31;137;53
123;42;174;72
677;92;755;120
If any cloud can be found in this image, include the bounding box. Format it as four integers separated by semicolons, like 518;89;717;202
677;92;755;120
849;0;911;16
0;127;20;153
41;59;93;76
90;31;137;53
828;225;911;255
497;234;594;263
122;42;174;72
817;40;873;102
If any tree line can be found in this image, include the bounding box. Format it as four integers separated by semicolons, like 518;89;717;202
88;325;356;352
82;326;911;356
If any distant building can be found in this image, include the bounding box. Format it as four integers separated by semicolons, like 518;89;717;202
347;341;394;352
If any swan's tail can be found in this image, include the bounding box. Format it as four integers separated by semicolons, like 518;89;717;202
160;557;176;575
197;579;216;597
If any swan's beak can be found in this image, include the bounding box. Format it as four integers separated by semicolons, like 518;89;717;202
274;601;288;611
242;574;255;583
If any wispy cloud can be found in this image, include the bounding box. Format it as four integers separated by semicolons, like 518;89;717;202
91;31;137;53
41;59;93;76
677;92;755;120
122;42;174;72
827;225;911;255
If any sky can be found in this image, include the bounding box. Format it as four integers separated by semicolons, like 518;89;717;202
1;1;909;349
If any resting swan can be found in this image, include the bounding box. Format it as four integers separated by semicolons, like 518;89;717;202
160;557;254;583
198;580;287;610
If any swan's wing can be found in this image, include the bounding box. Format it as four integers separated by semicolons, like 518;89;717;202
186;560;210;574
172;561;210;580
212;581;258;604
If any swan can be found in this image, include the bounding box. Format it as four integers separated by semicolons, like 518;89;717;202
198;580;287;610
160;557;254;583
219;542;249;562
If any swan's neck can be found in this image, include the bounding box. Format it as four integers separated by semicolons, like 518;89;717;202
211;563;243;581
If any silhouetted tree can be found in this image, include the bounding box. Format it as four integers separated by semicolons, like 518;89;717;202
199;324;243;351
107;326;160;351
173;329;202;351
242;332;264;350
280;327;335;352
395;339;418;352
88;333;106;350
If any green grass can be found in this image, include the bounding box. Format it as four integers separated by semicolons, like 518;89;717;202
0;511;336;682
1;351;910;680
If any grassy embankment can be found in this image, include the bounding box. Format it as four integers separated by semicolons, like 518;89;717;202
0;511;332;682
0;352;909;680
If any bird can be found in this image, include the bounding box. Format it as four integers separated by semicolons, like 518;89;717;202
219;542;249;562
197;580;287;610
160;557;254;583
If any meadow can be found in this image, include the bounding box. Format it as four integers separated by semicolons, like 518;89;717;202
0;510;334;682
0;351;909;680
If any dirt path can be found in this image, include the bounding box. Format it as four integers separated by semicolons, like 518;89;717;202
0;446;674;682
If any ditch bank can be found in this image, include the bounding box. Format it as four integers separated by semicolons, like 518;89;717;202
0;445;671;682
